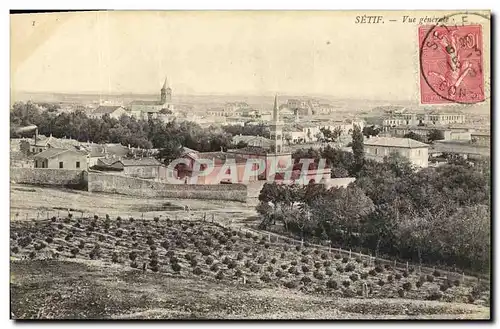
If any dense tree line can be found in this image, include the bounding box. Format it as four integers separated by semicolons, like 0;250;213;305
10;101;236;164
258;125;490;273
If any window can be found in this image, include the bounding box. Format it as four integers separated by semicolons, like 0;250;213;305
76;161;80;169
59;162;63;169
39;148;42;152
35;160;38;168
375;148;379;155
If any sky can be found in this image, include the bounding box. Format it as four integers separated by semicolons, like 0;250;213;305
9;11;489;101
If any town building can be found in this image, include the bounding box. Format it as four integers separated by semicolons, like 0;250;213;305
232;135;273;148
96;157;166;180
89;105;128;120
33;148;88;170
364;137;429;168
128;76;174;119
383;109;466;129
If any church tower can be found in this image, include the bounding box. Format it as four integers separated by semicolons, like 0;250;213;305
160;76;172;105
269;94;284;153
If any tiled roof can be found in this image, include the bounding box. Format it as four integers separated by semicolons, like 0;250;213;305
129;100;163;106
34;148;85;159
118;158;163;167
93;106;125;115
364;137;429;148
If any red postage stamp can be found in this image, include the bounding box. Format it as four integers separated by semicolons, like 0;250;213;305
419;24;484;104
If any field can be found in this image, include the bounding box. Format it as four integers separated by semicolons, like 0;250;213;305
10;185;491;319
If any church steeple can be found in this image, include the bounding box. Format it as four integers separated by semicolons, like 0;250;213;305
160;76;172;104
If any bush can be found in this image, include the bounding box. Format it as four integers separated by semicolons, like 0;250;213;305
360;272;368;279
243;246;251;253
264;243;270;249
111;252;119;263
276;270;284;278
301;276;312;285
205;256;214;265
130;261;138;269
301;249;309;256
342;280;350;288
280;264;288;270
313;271;324;280
440;284;449;292
326;280;338;289
336;265;345;273
266;265;274;272
314;262;322;269
245;232;252;239
270;257;277;264
433;270;441;277
402;270;409;278
378;279;385;286
387;274;393;282
257;256;267;264
325;268;333;276
288;266;297;274
210;263;220;272
295;245;301;252
398;289;405;298
344;263;356;272
349;273;359;282
284;281;299;289
334;253;341;260
416;281;423;288
369;269;377;276
193;267;203;275
323;260;331;267
260;274;272;283
355;257;362;263
215;271;224;280
426;275;435;283
301;265;310;273
454;279;461;287
129;251;138;261
235;269;243;277
342;257;349;263
190;259;198;267
280;252;286;259
250;264;260;273
402;282;412;291
374;266;384;273
222;256;230;265
228;260;238;269
320;252;328;260
201;248;211;256
427;291;443;301
395;273;402;280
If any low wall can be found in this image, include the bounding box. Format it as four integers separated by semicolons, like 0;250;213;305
10;168;86;189
87;172;247;202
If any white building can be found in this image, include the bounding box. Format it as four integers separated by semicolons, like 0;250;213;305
364;137;429;168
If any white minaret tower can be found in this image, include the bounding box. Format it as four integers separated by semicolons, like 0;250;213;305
269;94;284;153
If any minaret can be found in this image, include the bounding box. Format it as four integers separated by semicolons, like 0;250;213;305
160;76;172;104
269;94;284;153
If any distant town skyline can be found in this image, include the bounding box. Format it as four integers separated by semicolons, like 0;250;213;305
8;11;471;101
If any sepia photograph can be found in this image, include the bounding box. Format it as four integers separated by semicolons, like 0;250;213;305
9;9;491;320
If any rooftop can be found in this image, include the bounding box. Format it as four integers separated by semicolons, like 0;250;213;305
34;148;85;159
92;105;125;115
364;137;429;148
129;100;164;106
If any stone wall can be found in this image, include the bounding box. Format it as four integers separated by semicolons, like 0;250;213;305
87;172;247;202
10;168;86;189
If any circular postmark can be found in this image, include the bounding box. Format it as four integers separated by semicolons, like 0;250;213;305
419;11;490;104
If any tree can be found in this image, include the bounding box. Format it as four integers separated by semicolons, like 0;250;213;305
427;129;444;143
320;127;341;143
351;124;364;175
156;140;183;165
362;125;381;138
403;131;425;143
